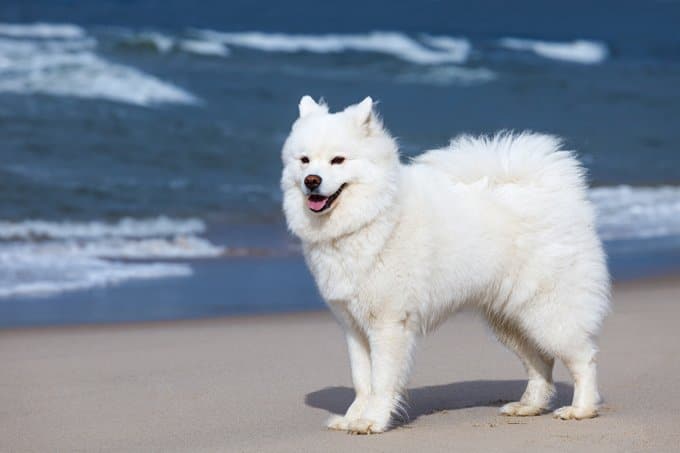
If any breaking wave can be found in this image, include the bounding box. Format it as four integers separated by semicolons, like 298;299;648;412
396;65;496;86
0;22;85;39
194;30;471;64
0;217;223;298
499;38;608;64
0;217;207;240
0;23;612;103
0;22;197;106
118;31;230;57
590;185;680;241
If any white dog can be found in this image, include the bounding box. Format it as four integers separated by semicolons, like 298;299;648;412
281;96;610;434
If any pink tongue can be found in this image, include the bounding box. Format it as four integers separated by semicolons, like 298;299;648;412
307;197;327;211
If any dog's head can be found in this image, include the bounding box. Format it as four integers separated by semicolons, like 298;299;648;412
281;96;400;243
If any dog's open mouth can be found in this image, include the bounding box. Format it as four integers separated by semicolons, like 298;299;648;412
307;184;347;213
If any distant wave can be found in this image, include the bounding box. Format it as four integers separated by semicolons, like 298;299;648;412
397;65;496;86
179;38;230;57
0;217;222;298
590;185;680;241
0;23;612;104
499;38;608;64
0;256;191;298
118;31;230;57
0;22;198;106
0;217;207;240
0;22;85;39
194;30;471;64
421;35;471;62
0;236;223;260
192;30;608;66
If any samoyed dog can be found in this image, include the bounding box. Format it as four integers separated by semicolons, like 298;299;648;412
281;96;610;434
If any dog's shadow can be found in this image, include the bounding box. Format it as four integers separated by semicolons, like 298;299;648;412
305;380;573;423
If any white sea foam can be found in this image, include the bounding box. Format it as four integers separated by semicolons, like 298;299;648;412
0;24;197;106
0;22;85;39
590;185;680;241
420;35;471;63
0;236;224;260
0;217;207;240
195;30;471;64
0;253;191;298
125;31;175;53
499;38;608;64
397;65;496;86
0;217;224;298
179;39;230;57
120;31;229;57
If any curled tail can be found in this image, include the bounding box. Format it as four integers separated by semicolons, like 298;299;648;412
414;131;588;196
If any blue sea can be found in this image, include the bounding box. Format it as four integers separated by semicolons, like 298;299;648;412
1;1;679;327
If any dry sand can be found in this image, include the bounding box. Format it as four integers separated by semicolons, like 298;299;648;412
1;276;679;452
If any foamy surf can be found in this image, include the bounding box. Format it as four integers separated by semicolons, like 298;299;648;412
0;236;224;260
590;185;680;241
0;22;198;106
0;217;207;240
194;30;472;65
499;38;608;64
118;31;230;57
0;256;191;298
0;22;85;39
179;39;229;57
420;35;471;62
0;217;223;298
397;65;496;86
0;24;614;101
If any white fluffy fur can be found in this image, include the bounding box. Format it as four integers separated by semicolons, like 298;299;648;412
281;97;610;434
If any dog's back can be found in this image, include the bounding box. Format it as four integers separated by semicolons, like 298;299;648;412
413;131;610;335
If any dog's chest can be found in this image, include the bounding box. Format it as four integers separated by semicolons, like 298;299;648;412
303;235;382;303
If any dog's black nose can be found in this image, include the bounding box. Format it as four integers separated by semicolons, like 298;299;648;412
304;174;322;190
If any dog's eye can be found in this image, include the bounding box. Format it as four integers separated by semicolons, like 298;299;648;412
300;156;309;164
330;156;345;165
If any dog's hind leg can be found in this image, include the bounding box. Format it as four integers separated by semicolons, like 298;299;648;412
488;315;556;416
516;288;604;420
553;340;600;420
326;328;372;430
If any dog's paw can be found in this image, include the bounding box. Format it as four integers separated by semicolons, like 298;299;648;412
347;418;386;435
553;405;598;420
499;401;546;416
326;415;352;431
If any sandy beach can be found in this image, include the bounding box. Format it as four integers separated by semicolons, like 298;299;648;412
1;275;679;452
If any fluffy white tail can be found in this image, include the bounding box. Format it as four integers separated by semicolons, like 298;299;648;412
414;132;588;195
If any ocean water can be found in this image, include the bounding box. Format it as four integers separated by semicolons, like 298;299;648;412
0;1;679;326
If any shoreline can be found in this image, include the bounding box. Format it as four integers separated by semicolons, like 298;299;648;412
1;270;678;332
2;274;679;451
2;251;680;329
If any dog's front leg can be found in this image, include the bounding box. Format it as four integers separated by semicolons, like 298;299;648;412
347;322;416;434
326;329;371;430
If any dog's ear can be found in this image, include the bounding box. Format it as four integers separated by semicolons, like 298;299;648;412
298;95;327;118
345;96;374;133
